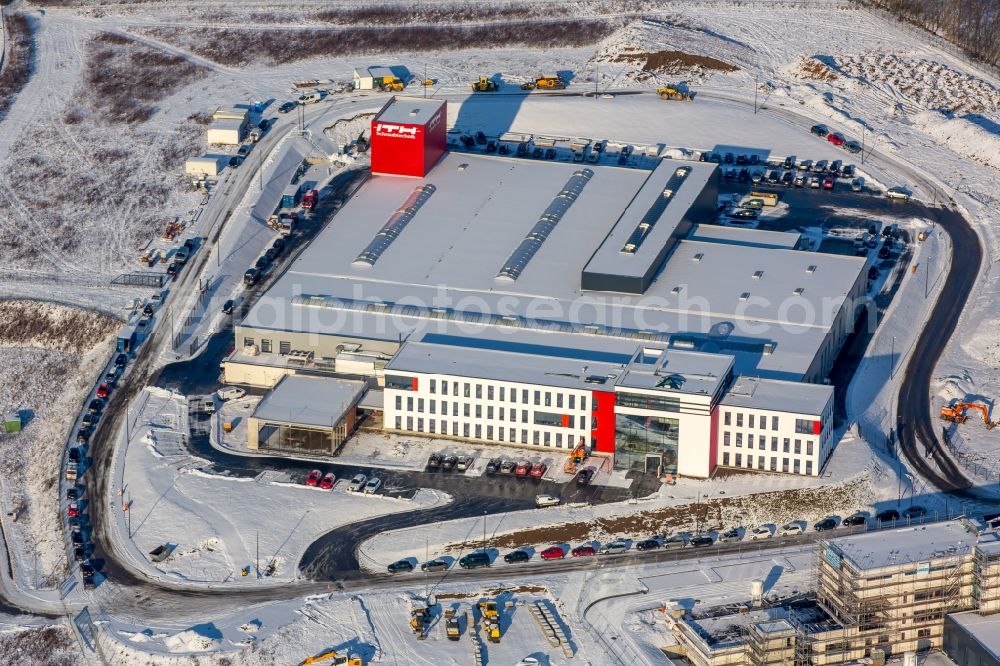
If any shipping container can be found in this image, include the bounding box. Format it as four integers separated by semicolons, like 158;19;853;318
281;184;301;209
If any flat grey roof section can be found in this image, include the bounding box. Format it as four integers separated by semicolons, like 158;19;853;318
582;159;717;291
615;348;733;398
374;96;445;125
687;223;802;250
948;611;1000;659
827;521;979;571
720;376;832;416
251;375;366;428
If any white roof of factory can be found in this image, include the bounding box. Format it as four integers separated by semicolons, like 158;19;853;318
719;376;832;416
386;329;732;396
210;118;244;131
251;375;365;427
245;152;863;381
375;96;445;125
687;223;802;249
826;521;989;571
582;159;717;279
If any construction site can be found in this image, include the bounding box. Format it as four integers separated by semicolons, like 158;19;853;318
666;520;1000;665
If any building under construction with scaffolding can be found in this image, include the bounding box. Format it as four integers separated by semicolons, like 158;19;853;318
668;520;1000;665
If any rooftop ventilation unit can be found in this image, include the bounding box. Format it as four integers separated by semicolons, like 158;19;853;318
752;270;764;280
806;264;817;274
739;292;750;301
693;253;704;262
496;169;594;282
793;287;804;296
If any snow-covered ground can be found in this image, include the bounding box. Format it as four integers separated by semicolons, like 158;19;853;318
108;388;451;585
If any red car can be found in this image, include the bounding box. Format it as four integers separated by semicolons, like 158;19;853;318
514;460;531;477
96;383;110;399
827;132;845;146
319;472;336;490
67;502;80;518
540;546;565;560
305;470;322;486
822;177;835;190
530;462;547;478
571;544;597;557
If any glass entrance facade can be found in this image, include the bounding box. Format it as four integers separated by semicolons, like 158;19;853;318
614;413;679;472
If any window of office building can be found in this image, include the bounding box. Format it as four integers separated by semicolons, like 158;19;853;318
748;434;754;448
387;375;416;391
463;423;470;437
260;339;272;353
417;418;424;432
735;453;742;466
429;400;436;415
614;414;679;473
794;459;801;474
406;416;413;430
464;404;470;417
475;405;482;419
464;383;471;398
581;396;587;411
417;398;424;413
452;422;459;437
615;392;680;412
782;458;789;472
736;413;744;427
772;415;779;430
475;424;481;439
486;426;493;440
429;379;436;394
499;387;504;401
556;433;563;447
771;457;777;471
736;433;743;448
394;416;401;429
442;380;448;395
244;337;255;348
395;395;402;410
748;414;755;428
487;406;493;420
771;437;778;451
279;341;291;355
476;385;482;399
487;386;494;400
795;418;815;434
724;432;731;447
723;452;730;466
806;460;813;475
429;420;435;433
544;432;551;446
783;438;790;453
407;397;413;411
521;430;528;444
794;439;801;455
807;441;814;456
569;395;576;410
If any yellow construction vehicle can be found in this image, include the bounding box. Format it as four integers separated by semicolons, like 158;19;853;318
485;620;501;643
445;609;461;641
410;606;431;640
478;600;499;620
940;402;996;429
534;74;566;90
299;650;362;666
471;76;498;92
520;81;536;90
381;77;405;92
564;440;587;474
478;600;502;643
423;78;436;86
657;84;692;101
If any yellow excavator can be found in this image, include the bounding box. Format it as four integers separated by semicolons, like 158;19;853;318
299;650;362;666
410;606;431;640
471;76;498;92
657;84;692;101
478;599;501;643
563;440;587;474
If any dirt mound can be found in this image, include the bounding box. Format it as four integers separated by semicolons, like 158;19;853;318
791;56;839;82
615;49;737;74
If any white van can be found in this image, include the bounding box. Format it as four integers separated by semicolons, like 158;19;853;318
203;397;216;414
217;386;246;401
297;91;322;105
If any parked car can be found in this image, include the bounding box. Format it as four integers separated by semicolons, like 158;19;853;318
68;448;81;464
600;541;629;555
844;140;862;154
875;509;901;522
427;453;442;470
794;174;805;187
842;513;867;527
221;299;235;315
305;470;322;487
663;535;687;549
347;474;367;492
420;559;450;572
781;171;794;186
822;177;835;190
81;414;97;428
719;528;741;543
363;477;382;494
690;535;715;547
783;155;795;169
809;176;821;189
278;101;297;114
544;148;556;160
73;546;86;562
636;538;661;551
319;472;336;490
529;462;547;478
442;455;458;471
166;262;179;277
486;141;497;153
813;160;828;173
456;455;472;471
575;468;595;485
87;399;104;414
96;383;110;399
814;517;838;532
868;265;880;281
76;429;90;445
387;559;414;574
842;164;856;177
499;460;517;474
217;386;246;401
851;177;865;192
810;124;829;137
514;460;531;477
798;159;812;171
749;525;773;540
535;494;561;507
729;208;758;220
903;505;927;519
540;546;565;560
66;486;80;501
67;502;80;519
475;131;487;145
878;246;891;259
571;544;597;557
71;530;84;546
504;549;530;564
459;551;491;569
827;132;846;146
484;458;501;474
885;186;911;200
830;159;842;174
779;522;803;536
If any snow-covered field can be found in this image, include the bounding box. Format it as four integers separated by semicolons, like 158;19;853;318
0;301;116;588
110;387;451;585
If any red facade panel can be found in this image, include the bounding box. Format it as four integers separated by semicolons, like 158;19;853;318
813;420;822;435
591;390;616;454
411;377;419;391
561;414;570;428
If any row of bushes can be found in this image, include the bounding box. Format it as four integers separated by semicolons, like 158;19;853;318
0;12;33;119
147;19;618;67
